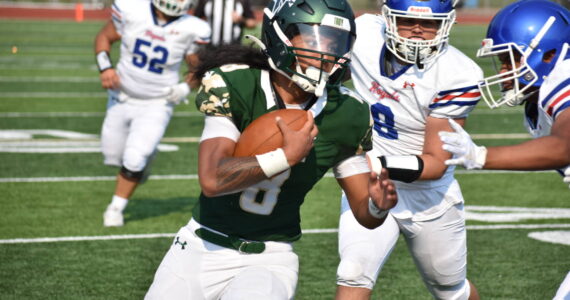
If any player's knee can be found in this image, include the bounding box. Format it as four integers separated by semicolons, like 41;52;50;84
103;147;123;167
123;148;150;172
336;258;374;288
429;279;470;300
120;166;145;182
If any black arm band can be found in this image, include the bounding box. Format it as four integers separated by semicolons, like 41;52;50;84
379;155;424;183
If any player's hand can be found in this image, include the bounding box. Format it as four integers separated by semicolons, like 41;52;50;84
100;68;120;90
438;118;487;169
369;168;397;211
564;166;570;188
277;111;318;166
162;82;190;105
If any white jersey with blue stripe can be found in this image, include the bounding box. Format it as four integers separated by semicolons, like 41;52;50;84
527;56;570;176
111;0;211;99
525;57;570;138
350;14;482;190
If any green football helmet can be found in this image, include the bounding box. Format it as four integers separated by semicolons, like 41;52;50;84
250;0;356;96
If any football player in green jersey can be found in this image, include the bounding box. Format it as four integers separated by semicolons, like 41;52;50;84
145;0;398;298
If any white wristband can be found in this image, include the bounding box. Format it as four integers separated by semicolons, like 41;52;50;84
256;148;290;178
96;51;112;72
368;198;389;219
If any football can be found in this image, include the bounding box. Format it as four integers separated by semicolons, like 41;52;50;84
233;109;309;157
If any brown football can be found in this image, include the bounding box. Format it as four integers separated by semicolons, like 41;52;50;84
233;109;309;157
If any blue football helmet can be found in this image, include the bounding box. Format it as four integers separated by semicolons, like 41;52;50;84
382;0;458;65
477;0;570;108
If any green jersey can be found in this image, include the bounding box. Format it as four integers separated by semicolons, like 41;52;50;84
193;64;372;242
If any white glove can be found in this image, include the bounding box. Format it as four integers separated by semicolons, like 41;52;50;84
162;82;190;105
438;119;488;169
563;166;570;189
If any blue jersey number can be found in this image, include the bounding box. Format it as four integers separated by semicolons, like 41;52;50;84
132;38;168;74
371;102;398;140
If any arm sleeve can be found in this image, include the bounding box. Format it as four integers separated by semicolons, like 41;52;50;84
195;69;233;117
200;116;240;142
539;60;570;120
429;54;483;119
333;154;370;178
111;0;125;35
186;20;211;55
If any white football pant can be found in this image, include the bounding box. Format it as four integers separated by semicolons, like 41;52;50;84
101;92;173;172
145;219;299;300
337;194;470;300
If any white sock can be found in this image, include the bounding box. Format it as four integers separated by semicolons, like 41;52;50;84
109;195;128;211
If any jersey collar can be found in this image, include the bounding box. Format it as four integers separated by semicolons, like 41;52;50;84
380;45;412;80
150;3;181;27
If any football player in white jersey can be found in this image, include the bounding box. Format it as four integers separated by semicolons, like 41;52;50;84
94;0;211;227
336;0;482;299
438;1;570;298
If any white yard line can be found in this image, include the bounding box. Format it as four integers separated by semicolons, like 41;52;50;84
0;92;106;98
1;224;569;244
0;174;198;183
0;170;557;183
0;76;99;82
0;111;201;117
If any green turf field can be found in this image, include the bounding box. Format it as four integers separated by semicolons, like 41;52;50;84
1;19;569;299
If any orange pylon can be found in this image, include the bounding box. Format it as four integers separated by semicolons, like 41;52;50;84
75;3;84;22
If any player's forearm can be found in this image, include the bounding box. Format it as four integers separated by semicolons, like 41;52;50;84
94;34;112;54
338;175;387;229
417;154;448;180
200;157;268;197
353;201;386;229
485;136;570;170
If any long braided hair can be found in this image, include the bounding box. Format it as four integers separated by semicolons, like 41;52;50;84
191;43;271;81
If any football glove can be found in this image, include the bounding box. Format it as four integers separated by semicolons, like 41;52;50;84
162;82;190;105
439;119;488;170
563;166;570;189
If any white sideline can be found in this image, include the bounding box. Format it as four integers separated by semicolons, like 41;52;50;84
1;224;570;244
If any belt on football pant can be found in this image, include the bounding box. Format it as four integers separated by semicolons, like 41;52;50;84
194;228;266;254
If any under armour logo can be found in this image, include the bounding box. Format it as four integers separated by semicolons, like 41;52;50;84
403;81;415;89
174;236;187;250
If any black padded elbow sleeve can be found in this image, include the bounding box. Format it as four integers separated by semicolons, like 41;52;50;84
379;155;424;183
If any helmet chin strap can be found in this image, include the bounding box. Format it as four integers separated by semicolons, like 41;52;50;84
292;65;329;97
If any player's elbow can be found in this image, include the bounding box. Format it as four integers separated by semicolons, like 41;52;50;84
199;178;220;197
356;216;385;229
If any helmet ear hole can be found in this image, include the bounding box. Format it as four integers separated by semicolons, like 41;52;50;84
542;49;557;63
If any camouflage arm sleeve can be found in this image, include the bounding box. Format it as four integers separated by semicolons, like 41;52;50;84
195;69;233;118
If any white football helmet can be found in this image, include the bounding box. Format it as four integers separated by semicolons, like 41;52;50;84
382;0;457;65
152;0;193;17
